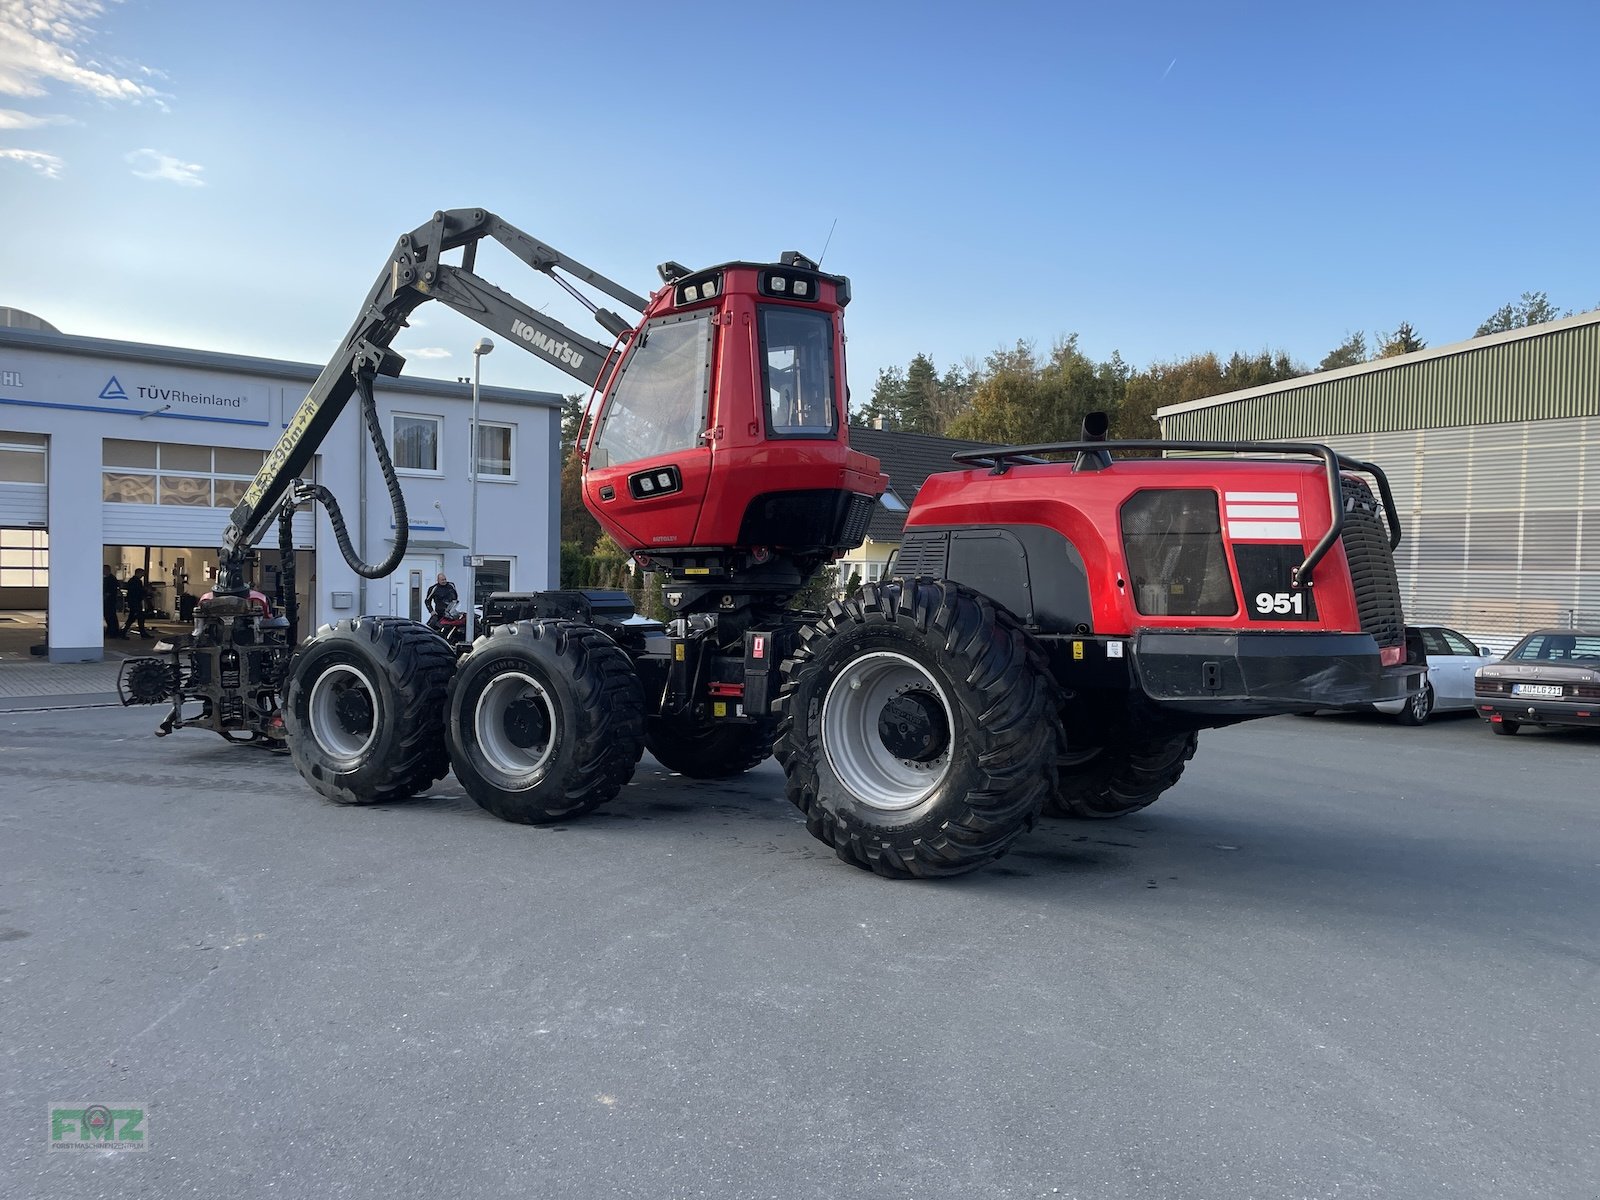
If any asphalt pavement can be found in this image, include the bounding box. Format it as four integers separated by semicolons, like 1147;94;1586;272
2;705;1597;1199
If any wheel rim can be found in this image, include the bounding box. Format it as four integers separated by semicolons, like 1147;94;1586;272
1410;685;1432;721
474;670;557;778
821;651;954;812
308;663;379;760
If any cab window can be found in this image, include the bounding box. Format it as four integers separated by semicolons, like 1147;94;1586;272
592;310;714;468
760;307;836;438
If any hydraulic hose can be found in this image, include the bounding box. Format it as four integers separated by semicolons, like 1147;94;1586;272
297;365;410;581
276;503;299;647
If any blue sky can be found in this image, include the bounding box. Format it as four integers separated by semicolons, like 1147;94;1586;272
2;0;1596;401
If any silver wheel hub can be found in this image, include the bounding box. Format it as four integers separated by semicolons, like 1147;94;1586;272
308;663;379;760
474;670;557;778
821;651;954;812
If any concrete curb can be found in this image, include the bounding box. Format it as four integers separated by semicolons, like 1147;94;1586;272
0;692;122;713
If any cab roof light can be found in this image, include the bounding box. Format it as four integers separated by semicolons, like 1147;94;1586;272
760;267;833;302
673;271;723;308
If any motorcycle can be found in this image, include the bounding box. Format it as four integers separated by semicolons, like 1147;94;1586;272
426;601;470;649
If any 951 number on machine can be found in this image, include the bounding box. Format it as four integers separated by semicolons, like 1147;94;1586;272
1233;544;1319;623
1254;590;1309;617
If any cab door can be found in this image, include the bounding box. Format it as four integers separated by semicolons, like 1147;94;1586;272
584;309;716;550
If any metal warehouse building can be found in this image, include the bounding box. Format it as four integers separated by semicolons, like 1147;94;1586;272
1157;311;1600;644
0;322;561;662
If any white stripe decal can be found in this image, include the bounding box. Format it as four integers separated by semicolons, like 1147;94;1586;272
1229;521;1303;540
1225;503;1301;519
1224;491;1297;502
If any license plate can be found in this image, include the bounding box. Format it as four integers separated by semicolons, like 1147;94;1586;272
1512;683;1564;698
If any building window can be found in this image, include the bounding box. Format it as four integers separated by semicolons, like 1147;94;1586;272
837;559;883;590
473;421;515;480
0;433;47;484
101;440;265;508
473;556;513;607
394;414;442;474
0;527;48;587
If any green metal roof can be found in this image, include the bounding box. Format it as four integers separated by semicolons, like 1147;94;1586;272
1157;310;1600;440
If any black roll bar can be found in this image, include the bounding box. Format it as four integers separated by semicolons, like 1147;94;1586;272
949;438;1403;589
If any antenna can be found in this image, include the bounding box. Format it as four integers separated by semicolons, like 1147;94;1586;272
817;217;838;267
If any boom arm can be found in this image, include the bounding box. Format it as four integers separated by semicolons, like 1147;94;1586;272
220;208;648;575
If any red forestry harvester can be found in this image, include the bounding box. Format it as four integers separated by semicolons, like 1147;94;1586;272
135;209;1418;878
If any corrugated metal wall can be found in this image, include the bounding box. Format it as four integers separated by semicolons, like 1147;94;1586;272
1157;318;1600;639
1162;317;1600;441
1313;419;1600;632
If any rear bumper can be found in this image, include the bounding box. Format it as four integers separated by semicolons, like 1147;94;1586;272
1132;631;1421;718
1476;701;1600;729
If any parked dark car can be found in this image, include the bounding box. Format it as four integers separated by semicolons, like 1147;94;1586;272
1474;628;1600;735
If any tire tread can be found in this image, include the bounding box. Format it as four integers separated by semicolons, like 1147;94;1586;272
773;578;1062;879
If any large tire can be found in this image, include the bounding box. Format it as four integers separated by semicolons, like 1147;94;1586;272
284;617;455;805
1394;681;1434;726
773;580;1062;879
1044;731;1200;819
445;620;644;824
645;716;775;778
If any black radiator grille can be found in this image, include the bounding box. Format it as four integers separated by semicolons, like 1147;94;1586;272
838;492;876;549
1339;476;1405;650
893;532;950;579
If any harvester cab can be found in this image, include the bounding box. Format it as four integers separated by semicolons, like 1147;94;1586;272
580;252;883;617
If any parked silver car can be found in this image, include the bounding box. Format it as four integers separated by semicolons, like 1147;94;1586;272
1375;625;1497;725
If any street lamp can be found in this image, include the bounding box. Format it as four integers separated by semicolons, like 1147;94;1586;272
467;336;494;641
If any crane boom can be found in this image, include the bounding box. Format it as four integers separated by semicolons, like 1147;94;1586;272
219;208;646;575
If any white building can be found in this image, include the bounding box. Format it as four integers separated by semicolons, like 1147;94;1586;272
0;324;561;662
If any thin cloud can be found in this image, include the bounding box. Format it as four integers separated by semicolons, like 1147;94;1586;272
0;146;64;177
404;347;452;360
125;147;204;186
0;1;162;103
0;107;72;128
1161;57;1177;80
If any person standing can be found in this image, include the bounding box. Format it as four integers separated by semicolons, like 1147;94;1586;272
103;564;126;639
425;572;459;619
123;568;151;638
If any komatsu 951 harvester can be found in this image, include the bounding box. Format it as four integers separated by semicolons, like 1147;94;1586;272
140;208;1418;878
